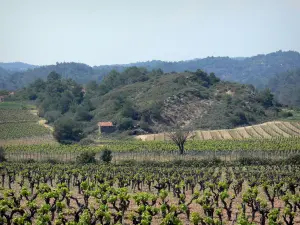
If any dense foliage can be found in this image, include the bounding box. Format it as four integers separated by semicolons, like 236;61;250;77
17;72;95;143
101;149;113;163
268;69;300;107
53;118;84;143
76;151;97;164
0;147;6;162
0;67;10;89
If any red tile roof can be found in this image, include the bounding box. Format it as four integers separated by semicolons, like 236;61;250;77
98;122;113;127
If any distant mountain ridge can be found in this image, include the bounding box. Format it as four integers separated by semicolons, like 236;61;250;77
1;50;300;90
0;62;37;72
118;50;300;88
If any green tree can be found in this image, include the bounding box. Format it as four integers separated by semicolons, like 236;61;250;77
44;110;61;123
101;149;113;163
257;89;274;108
76;152;96;164
47;71;62;82
86;80;98;92
53;117;84;143
59;91;73;113
0;147;7;162
118;118;134;130
75;106;93;121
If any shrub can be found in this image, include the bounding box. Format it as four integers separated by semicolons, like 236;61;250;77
286;154;300;164
76;152;96;164
202;157;222;166
20;159;35;163
54;117;84;143
79;138;95;146
238;157;270;166
139;122;152;132
118;118;134;130
119;159;137;166
43;158;60;164
101;149;112;163
279;111;293;118
0;147;6;162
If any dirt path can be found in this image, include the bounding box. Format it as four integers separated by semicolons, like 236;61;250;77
29;110;54;132
29;109;38;115
38;119;54;132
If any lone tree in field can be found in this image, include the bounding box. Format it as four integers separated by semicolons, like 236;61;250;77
168;129;192;155
0;147;6;162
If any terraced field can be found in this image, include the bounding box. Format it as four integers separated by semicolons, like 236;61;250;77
136;121;300;141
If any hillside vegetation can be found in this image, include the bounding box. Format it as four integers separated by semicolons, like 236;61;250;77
90;68;280;133
13;72;94;143
0;62;101;90
268;69;300;107
12;68;288;143
1;50;300;90
113;50;300;89
0;62;37;72
0;67;9;89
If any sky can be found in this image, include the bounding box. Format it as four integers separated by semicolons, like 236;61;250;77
0;0;300;66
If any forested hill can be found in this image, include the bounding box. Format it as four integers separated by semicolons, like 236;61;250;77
10;66;289;143
111;50;300;88
17;68;284;142
89;68;280;133
0;67;9;89
1;50;300;90
0;63;104;90
0;62;37;72
268;69;300;107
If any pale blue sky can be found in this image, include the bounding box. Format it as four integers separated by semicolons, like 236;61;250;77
0;0;300;66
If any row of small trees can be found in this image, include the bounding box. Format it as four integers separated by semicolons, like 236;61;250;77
76;149;112;164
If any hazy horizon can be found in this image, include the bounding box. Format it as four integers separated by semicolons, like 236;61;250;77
1;0;300;66
0;50;298;67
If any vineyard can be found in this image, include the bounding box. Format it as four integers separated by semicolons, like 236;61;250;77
0;106;51;140
137;121;300;141
0;162;299;224
0;123;51;140
0;102;36;110
2;137;300;162
0;135;56;146
0;109;38;123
